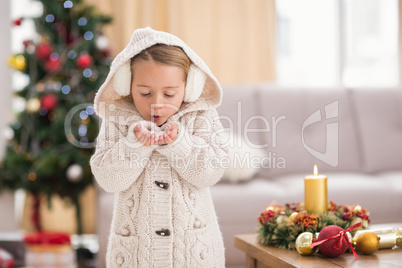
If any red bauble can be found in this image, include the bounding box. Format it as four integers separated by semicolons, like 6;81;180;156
44;59;62;74
41;94;58;111
36;43;53;60
13;18;23;26
317;225;348;257
76;54;93;69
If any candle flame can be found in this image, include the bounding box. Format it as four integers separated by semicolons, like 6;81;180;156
313;165;318;175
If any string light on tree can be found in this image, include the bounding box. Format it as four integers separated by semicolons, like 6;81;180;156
64;1;73;9
66;164;84;182
78;17;87;26
45;14;55;23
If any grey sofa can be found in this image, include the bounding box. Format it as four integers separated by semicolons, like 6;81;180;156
96;85;402;267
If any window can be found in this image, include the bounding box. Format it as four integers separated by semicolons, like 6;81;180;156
10;0;42;111
276;0;399;87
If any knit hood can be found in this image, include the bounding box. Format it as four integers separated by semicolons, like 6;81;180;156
93;27;223;119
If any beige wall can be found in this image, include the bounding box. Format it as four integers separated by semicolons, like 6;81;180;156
86;0;276;85
0;0;17;232
399;0;402;82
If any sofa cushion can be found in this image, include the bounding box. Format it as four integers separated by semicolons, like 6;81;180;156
350;89;402;173
221;133;266;183
375;171;402;223
255;87;361;177
211;178;292;225
218;85;267;148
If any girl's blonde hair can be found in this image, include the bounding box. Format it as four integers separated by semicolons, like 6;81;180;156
119;44;191;101
130;44;191;81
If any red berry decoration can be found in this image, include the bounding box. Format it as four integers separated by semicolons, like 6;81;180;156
41;94;58;111
36;43;53;60
23;40;32;47
316;225;348;257
76;54;93;69
12;18;23;26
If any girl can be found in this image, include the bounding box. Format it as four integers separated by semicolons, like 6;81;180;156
90;27;228;267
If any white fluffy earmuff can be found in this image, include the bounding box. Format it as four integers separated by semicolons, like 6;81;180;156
112;61;131;96
184;64;206;102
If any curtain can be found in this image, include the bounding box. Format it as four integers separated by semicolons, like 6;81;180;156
399;0;402;82
85;0;276;85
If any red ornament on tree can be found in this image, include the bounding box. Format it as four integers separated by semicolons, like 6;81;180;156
76;54;93;69
41;94;58;111
36;43;53;60
12;18;23;26
44;59;62;74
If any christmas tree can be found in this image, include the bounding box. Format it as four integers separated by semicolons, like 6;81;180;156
1;0;112;234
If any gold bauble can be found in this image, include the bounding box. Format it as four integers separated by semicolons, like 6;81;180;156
355;232;380;255
295;232;316;256
276;215;288;225
26;98;41;113
289;212;298;222
8;55;26;71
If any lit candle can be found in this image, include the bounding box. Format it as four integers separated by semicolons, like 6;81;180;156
304;165;328;214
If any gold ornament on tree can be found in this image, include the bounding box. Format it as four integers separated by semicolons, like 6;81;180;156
8;54;26;71
26;98;41;113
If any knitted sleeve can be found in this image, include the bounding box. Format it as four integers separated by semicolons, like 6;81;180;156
156;109;228;189
90;119;156;193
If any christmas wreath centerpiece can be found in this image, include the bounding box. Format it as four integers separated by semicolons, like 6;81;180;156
257;201;370;250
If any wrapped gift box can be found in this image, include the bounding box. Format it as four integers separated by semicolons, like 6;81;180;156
0;232;25;267
24;232;77;268
0;247;15;268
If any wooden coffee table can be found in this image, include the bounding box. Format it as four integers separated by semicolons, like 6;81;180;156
235;234;402;268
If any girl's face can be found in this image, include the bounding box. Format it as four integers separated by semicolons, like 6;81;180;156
131;60;186;126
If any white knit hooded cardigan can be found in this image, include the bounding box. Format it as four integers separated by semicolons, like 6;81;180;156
90;27;228;267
